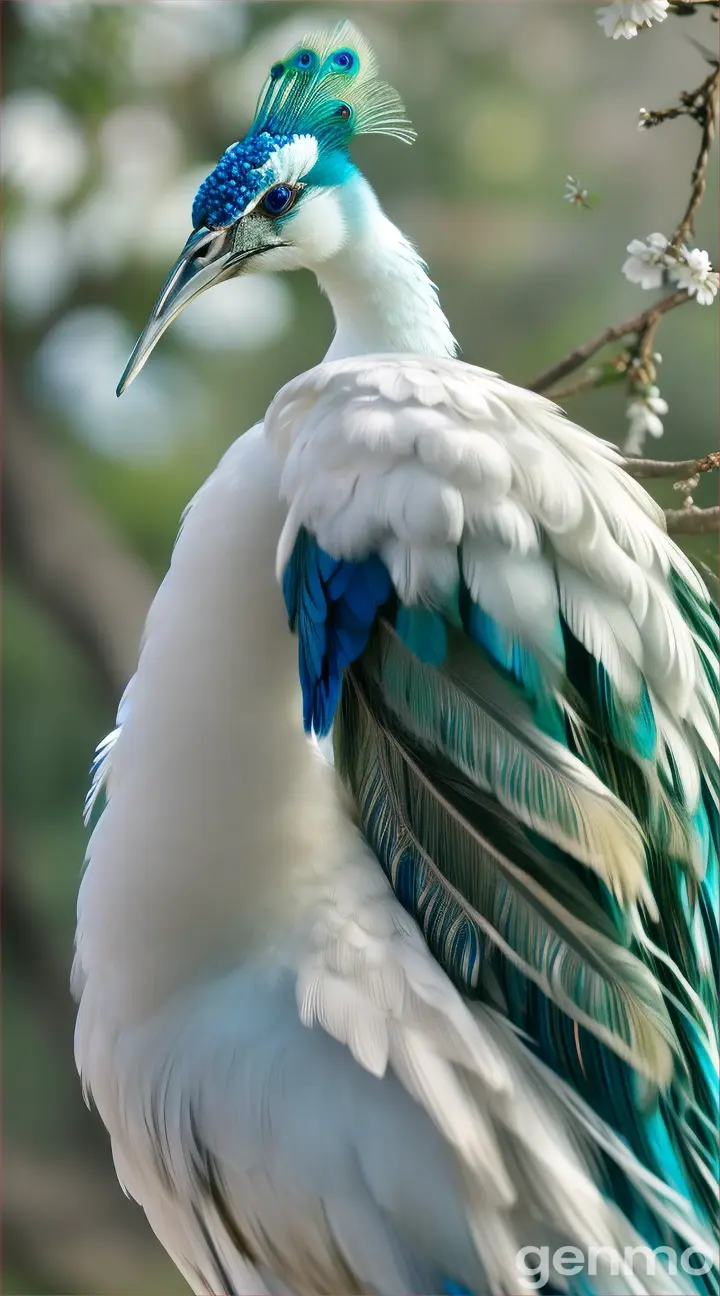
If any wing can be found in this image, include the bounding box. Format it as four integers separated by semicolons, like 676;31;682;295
265;354;719;1236
105;838;714;1296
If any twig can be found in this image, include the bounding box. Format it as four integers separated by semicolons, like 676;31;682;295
622;453;720;535
664;505;720;534
527;292;689;394
668;0;720;9
622;451;720;478
639;66;719;131
546;367;607;402
624;455;720;534
671;67;720;247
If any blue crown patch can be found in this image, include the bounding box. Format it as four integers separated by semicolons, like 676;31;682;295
191;21;413;231
192;131;293;230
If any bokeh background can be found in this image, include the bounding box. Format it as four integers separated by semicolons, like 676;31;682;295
2;2;718;1292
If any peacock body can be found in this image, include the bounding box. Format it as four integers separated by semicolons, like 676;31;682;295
74;23;719;1296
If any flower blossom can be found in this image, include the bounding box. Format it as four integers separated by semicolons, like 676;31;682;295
564;176;590;208
596;0;668;39
624;386;668;455
622;233;669;290
672;246;719;306
622;234;719;305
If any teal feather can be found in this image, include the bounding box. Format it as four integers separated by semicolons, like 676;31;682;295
279;495;718;1274
395;605;447;665
336;623;678;1077
250;21;415;149
464;600;567;743
596;664;657;762
329;548;719;1275
560;594;719;1227
334;629;718;1284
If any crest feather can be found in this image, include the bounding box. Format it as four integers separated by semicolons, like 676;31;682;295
250;21;415;147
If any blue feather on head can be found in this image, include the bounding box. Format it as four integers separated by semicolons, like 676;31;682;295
192;21;414;231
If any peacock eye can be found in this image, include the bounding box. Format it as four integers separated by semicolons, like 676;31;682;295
332;50;355;70
261;184;298;217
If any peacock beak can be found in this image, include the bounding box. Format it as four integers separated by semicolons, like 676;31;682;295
117;222;268;396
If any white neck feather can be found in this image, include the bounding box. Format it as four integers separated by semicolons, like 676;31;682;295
317;174;457;361
76;175;457;1030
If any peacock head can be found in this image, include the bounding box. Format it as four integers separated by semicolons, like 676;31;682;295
117;22;413;394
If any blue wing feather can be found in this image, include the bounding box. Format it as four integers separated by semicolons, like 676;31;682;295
282;528;391;734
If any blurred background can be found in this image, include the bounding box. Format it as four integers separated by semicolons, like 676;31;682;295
2;2;718;1292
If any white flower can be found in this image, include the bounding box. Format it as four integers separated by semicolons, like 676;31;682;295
624;385;668;454
622;232;670;289
670;246;719;306
623;426;647;457
564;175;590;208
596;0;668;39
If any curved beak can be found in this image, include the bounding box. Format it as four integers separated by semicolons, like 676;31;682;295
117;224;256;396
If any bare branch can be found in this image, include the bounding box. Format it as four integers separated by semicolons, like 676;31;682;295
546;364;615;402
527;292;690;394
623;451;720;478
668;0;720;10
664;505;720;534
621;454;719;534
671;67;720;247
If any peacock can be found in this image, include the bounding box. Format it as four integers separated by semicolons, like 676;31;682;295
74;22;719;1296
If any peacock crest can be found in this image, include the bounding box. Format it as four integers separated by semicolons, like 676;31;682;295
250;21;415;148
193;22;413;231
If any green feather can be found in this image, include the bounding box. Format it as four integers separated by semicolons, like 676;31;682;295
561;607;719;1223
251;21;415;148
335;627;679;1089
334;559;719;1232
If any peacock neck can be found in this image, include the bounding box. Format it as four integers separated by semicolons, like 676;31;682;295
316;174;458;361
76;182;458;1032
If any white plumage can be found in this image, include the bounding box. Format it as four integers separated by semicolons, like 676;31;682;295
75;363;716;1293
268;354;716;825
74;22;718;1296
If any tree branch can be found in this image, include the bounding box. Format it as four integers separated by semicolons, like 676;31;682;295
543;366;611;402
622;451;720;478
671;67;720;247
664;505;720;534
527;292;690;395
